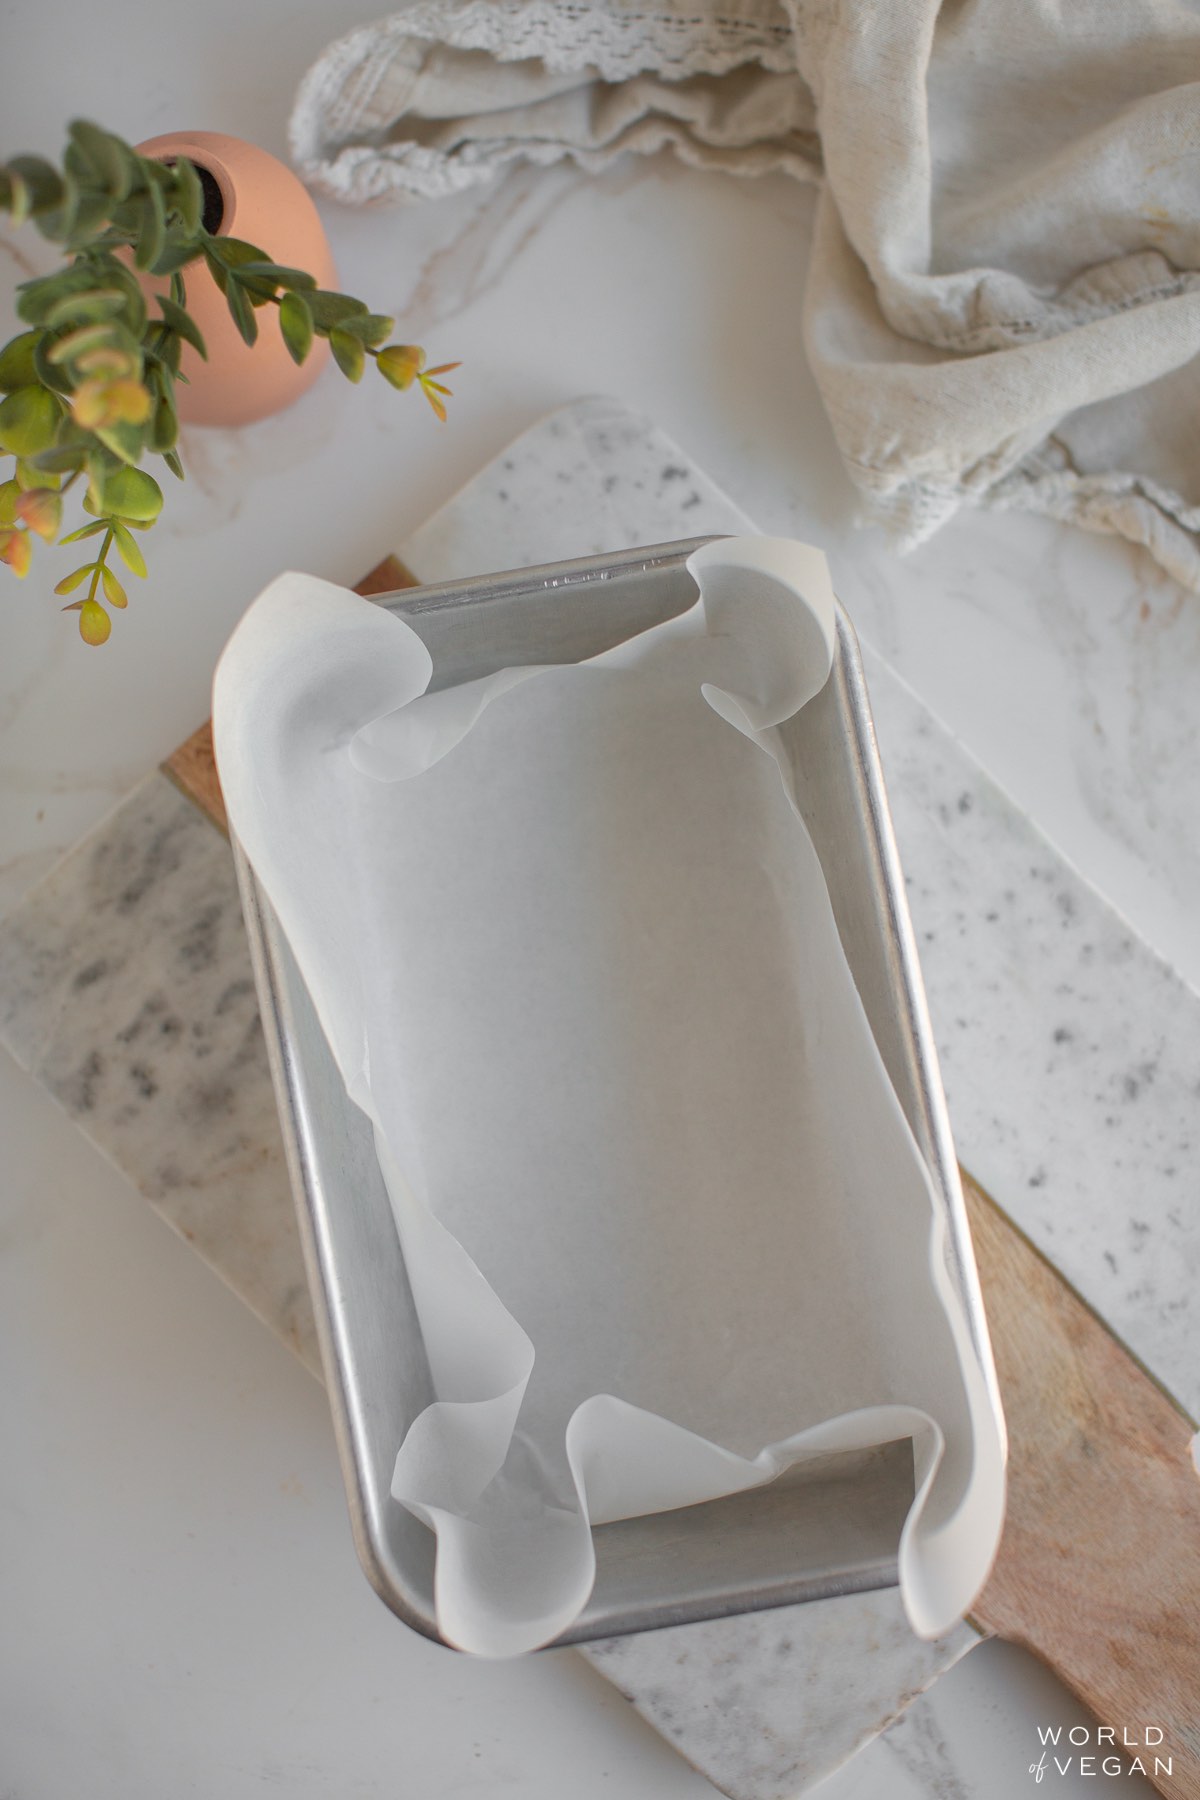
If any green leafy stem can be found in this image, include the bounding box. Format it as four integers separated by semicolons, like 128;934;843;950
0;119;458;644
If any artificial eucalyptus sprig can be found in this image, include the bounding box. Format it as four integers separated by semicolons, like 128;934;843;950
0;119;458;645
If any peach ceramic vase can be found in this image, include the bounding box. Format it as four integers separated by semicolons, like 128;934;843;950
135;131;337;427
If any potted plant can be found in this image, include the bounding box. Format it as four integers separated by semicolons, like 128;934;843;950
0;120;457;644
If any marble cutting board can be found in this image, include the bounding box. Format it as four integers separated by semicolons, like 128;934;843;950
2;399;1197;1800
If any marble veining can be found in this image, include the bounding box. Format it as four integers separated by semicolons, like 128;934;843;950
2;398;1198;1799
818;1639;1160;1800
867;656;1200;1422
400;396;745;581
0;772;317;1372
586;1591;976;1800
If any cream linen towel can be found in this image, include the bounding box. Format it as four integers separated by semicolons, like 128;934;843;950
291;1;1200;586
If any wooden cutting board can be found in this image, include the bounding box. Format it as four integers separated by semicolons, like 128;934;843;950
170;559;1200;1800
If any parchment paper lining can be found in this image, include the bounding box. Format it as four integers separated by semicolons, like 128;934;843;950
214;537;1004;1656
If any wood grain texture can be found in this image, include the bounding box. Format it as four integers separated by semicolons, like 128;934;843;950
161;554;419;834
162;718;225;832
968;1171;1200;1796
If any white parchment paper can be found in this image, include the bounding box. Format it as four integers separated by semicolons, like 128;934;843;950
214;537;1004;1656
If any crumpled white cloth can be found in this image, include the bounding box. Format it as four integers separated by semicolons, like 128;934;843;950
291;0;1200;587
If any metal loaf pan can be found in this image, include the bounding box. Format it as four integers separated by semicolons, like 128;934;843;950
232;537;999;1648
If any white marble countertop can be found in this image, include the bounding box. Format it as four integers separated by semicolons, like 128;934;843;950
2;3;1194;1796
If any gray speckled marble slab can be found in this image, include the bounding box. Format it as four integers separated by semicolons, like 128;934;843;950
2;398;1197;1800
867;657;1200;1423
0;773;318;1374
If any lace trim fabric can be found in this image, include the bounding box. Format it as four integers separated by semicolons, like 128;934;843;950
290;3;801;206
374;0;795;81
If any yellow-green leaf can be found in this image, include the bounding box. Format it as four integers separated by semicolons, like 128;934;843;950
78;597;111;645
147;237;200;281
339;312;395;349
224;278;257;347
111;519;147;576
173;155;203;234
419;363;459;423
26;444;82;477
156;293;206;360
60;519;107;545
61;190;112;250
93;421;150;467
150;393;178;453
329;328;364;383
375;344;423;391
278;291;313;367
421;383;447;423
22;461;61;490
0;479;19;526
0;385;61;457
32;334;74;397
7;154;64;217
207;236;272;270
236;262;317;292
134;182;166;272
55;561;97;594
0;331;41;392
210;238;276;302
202;247;229;296
68;121;133;200
305;290;368;330
93;465;163;524
101;563;127;608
